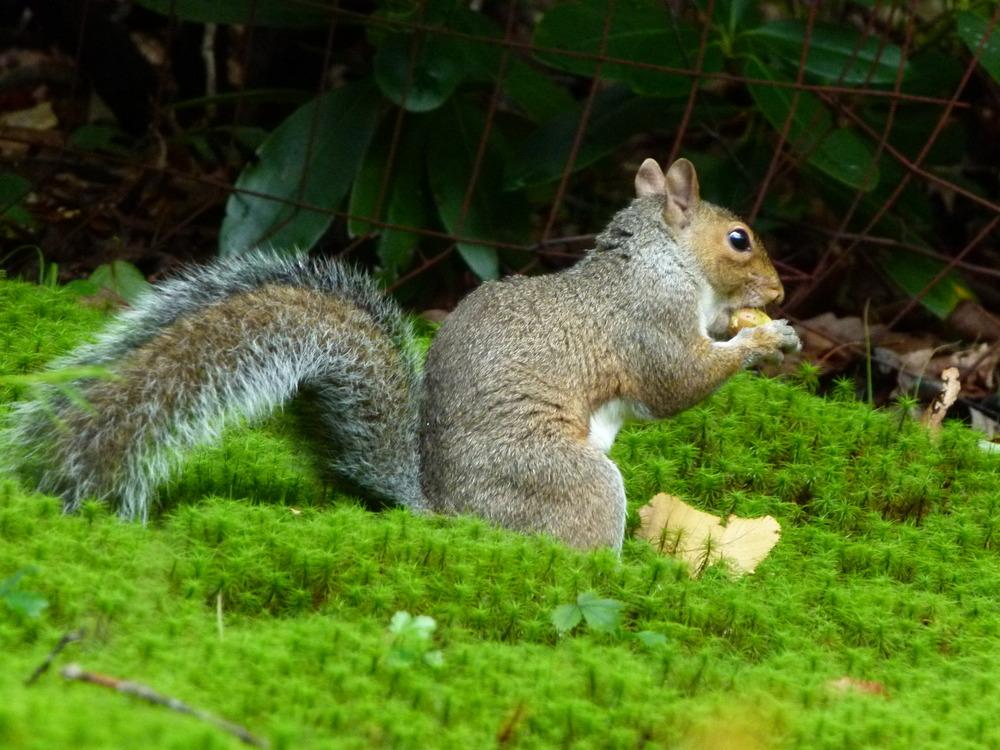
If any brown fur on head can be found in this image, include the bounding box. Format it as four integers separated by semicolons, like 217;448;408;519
635;157;784;339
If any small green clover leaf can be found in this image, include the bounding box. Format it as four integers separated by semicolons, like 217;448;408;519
387;611;443;669
1;569;48;619
551;591;623;635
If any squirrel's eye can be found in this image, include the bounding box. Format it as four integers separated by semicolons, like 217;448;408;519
727;228;751;252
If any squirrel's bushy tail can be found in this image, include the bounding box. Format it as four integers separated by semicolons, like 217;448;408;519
1;252;424;521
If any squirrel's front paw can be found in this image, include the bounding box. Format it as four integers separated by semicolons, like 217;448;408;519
739;319;801;365
768;319;802;354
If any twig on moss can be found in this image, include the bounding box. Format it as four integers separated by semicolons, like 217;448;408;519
921;367;961;434
496;701;528;747
216;590;225;640
24;628;85;686
59;663;269;748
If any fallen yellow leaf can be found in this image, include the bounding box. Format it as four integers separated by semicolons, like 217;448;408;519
636;494;781;577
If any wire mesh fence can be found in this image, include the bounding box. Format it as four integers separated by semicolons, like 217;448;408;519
0;0;997;345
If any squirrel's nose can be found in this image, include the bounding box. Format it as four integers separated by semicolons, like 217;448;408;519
763;280;785;306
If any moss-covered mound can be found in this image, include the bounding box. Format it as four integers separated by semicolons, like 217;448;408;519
1;279;999;749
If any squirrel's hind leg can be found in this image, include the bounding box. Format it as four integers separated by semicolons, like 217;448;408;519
534;448;627;552
432;438;627;552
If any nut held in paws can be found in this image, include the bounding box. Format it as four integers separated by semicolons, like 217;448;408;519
727;308;772;337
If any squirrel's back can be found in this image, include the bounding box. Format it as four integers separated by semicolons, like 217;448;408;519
2;252;424;520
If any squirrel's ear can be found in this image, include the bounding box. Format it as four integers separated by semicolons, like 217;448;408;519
634;158;667;197
663;158;700;228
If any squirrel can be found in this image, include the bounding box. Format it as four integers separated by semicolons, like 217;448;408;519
2;157;800;551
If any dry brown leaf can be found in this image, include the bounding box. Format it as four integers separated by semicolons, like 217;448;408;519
799;312;888;360
947;300;1000;343
891;343;997;399
948;344;999;393
636;494;781;578
920;366;960;434
826;676;889;697
896;347;935;378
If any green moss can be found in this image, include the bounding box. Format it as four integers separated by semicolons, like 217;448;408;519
0;281;109;402
1;278;999;748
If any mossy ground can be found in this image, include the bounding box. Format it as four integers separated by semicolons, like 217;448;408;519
1;279;999;749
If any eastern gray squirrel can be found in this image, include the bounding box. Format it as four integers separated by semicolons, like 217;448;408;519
2;158;800;550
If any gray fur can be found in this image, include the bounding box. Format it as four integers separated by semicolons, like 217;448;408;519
48;249;411;365
1;251;424;521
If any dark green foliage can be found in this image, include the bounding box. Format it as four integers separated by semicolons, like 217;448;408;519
505;86;687;190
745;20;907;84
130;0;992;311
373;32;465;113
88;261;153;304
349;117;434;281
219;83;384;256
3;276;1000;748
132;0;333;27
0;173;37;231
426;101;531;279
533;2;724;97
958;10;1000;83
743;56;880;192
877;250;977;320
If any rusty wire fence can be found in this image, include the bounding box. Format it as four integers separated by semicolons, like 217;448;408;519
1;0;998;349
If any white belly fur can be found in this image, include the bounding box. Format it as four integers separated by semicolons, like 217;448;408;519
588;399;636;453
